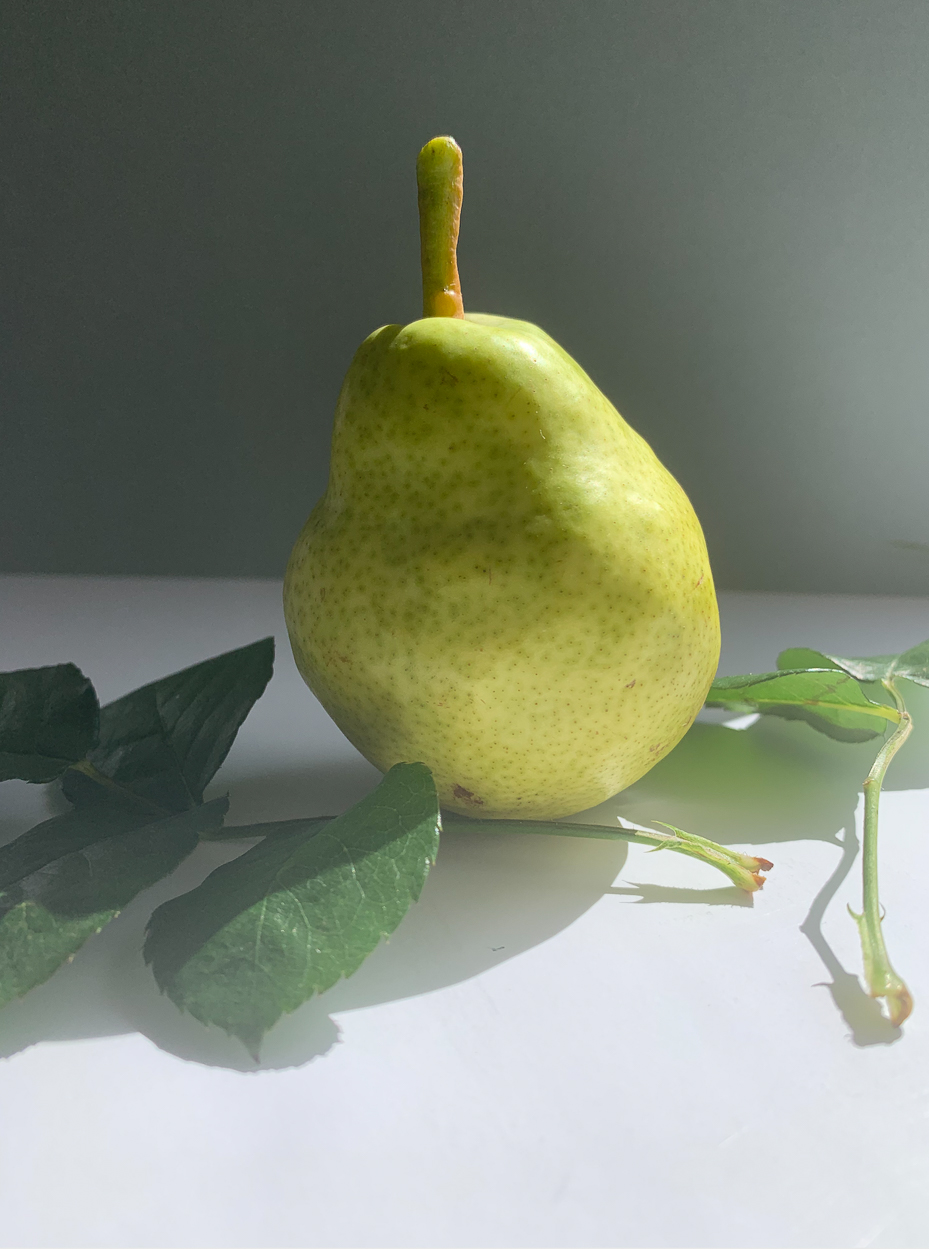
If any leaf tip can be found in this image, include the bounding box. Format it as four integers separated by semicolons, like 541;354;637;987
235;1025;265;1063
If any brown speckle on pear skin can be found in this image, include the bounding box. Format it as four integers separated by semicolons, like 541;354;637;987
452;785;484;807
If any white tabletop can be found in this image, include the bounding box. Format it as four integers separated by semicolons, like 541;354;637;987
1;575;928;1249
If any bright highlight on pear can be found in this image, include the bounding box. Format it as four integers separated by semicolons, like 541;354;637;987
284;136;721;819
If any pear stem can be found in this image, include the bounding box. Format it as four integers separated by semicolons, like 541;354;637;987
417;136;465;319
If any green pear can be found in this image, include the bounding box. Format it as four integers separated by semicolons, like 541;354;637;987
284;136;720;819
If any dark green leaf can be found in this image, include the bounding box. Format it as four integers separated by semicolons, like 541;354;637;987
0;799;227;1009
778;640;929;688
706;669;898;742
0;798;149;891
62;638;274;813
0;664;99;783
144;763;440;1057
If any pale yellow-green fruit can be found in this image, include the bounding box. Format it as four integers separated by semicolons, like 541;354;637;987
284;312;720;819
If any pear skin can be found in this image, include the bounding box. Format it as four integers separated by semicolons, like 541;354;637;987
284;312;720;819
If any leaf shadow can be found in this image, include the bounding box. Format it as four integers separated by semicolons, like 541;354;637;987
607;694;929;1050
0;777;71;846
606;882;755;907
2;695;926;1071
0;795;630;1072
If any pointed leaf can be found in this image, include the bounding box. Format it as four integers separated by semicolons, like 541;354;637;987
706;669;898;742
0;799;227;1009
0;664;99;783
144;763;441;1056
778;640;929;687
777;646;901;683
62;638;274;813
892;639;929;686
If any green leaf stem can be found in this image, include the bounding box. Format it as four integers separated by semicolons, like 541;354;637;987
710;637;929;1027
443;814;772;891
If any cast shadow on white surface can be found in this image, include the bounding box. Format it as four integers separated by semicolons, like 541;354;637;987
607;882;754;907
797;820;904;1048
0;756;632;1073
2;695;926;1071
610;693;929;1048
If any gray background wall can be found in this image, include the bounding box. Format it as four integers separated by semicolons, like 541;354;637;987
3;0;928;593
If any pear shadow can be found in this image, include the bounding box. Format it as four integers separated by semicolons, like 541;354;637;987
0;814;630;1072
602;718;870;847
601;700;929;1050
2;695;926;1070
615;683;929;850
213;755;384;827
